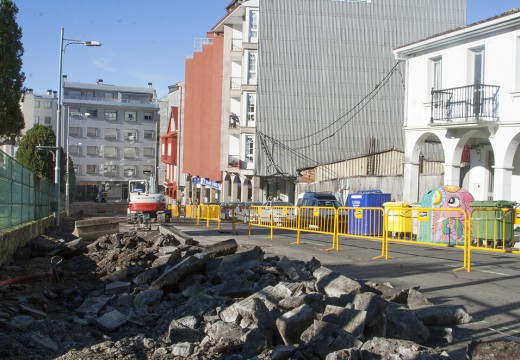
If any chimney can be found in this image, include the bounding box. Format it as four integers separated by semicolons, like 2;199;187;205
26;89;33;94
53;91;57;98
148;82;153;88
47;89;52;95
63;75;67;82
97;79;103;85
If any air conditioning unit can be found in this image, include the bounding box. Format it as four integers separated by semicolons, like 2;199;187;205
128;135;135;140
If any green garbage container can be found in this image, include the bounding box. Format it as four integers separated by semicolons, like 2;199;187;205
471;200;517;245
383;202;412;239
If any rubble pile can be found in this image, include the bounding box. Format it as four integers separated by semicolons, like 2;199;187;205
0;225;489;359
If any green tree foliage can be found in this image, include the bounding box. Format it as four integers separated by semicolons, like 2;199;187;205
15;124;61;183
0;0;25;143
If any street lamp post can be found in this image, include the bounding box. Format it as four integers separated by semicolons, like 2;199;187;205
55;27;101;226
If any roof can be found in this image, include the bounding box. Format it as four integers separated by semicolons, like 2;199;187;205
63;81;155;95
395;9;520;54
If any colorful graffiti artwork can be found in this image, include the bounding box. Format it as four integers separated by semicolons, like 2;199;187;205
421;186;474;245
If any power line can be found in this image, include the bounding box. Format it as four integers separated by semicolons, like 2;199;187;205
283;60;403;145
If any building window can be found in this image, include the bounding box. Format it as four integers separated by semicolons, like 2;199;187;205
125;111;137;122
245;136;254;163
123;147;138;158
124;130;137;141
246;93;256;125
143;130;154;140
143;147;154;157
103;146;118;158
104;128;117;140
69;145;81;155
69;126;81;136
86;109;98;117
470;47;485;85
86;164;97;174
144;112;153;120
69;108;80;116
105;110;117;121
105;92;116;99
103;165;117;175
124;166;136;177
432;57;442;91
44;101;52;109
44;117;52;125
248;9;258;40
87;127;99;137
34;100;40;108
73;164;80;174
87;146;98;156
247;52;257;82
34;116;40;123
516;36;520;90
142;165;153;175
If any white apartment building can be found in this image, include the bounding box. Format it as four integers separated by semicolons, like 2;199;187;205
394;9;520;203
62;78;159;202
21;89;58;135
213;0;259;202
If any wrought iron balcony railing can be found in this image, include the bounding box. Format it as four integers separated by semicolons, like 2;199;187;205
430;84;499;124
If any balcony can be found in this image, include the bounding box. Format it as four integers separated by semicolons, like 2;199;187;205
231;38;242;52
430;84;499;125
228;155;239;168
229;113;240;128
230;77;241;90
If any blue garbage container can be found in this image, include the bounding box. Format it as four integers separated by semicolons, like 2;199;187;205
347;190;391;236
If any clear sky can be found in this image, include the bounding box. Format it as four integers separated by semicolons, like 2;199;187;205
13;0;519;98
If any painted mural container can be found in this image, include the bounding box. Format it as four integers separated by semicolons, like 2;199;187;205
419;186;474;246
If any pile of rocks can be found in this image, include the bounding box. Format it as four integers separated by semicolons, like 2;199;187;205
1;225;475;359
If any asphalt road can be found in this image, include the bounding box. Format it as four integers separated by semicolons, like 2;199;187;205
160;218;520;359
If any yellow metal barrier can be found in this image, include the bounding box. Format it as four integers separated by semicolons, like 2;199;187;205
296;206;337;249
248;205;298;239
384;206;469;270
514;209;520;255
336;207;385;257
197;205;221;228
468;207;517;271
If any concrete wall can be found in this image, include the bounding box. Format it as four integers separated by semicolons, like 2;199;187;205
0;216;54;266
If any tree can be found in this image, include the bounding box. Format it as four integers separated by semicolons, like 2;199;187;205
0;0;25;143
15;124;62;184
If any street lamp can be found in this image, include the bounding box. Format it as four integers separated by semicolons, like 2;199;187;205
55;27;101;226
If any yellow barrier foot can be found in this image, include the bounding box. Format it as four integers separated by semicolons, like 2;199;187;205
291;241;302;245
453;266;470;272
372;255;394;260
324;247;342;252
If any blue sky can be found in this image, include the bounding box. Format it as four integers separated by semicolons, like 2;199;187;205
14;0;519;98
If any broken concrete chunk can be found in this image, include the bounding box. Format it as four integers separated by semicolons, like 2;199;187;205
353;292;389;338
105;281;131;295
93;309;127;331
276;256;312;281
133;289;164;311
217;246;264;278
276;304;315;345
314;266;362;298
202;239;239;259
412;304;472;325
29;332;59;351
76;296;111;316
407;288;434;309
150;253;206;290
386;304;430;344
322;305;367;337
361;337;447;360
